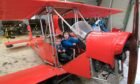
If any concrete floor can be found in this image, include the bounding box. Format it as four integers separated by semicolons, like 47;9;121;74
0;36;128;84
0;36;43;76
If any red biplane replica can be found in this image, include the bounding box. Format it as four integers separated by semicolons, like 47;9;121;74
0;0;139;84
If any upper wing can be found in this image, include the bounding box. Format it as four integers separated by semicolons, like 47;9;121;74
44;1;122;18
0;0;122;20
0;0;46;20
0;64;66;84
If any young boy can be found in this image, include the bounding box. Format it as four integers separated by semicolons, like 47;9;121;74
56;35;65;53
61;32;79;49
55;35;71;63
61;32;80;57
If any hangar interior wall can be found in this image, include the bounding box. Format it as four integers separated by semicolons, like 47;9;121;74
100;0;129;29
126;3;140;40
67;0;130;29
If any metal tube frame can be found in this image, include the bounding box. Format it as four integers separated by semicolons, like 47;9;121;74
109;0;113;30
61;19;65;32
39;16;45;38
77;10;92;29
77;10;86;22
53;8;73;31
46;7;60;67
74;9;79;36
53;8;89;34
50;12;60;66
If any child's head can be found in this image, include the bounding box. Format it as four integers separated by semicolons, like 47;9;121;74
56;35;62;45
63;32;70;39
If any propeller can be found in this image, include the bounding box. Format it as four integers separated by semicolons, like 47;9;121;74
127;0;139;84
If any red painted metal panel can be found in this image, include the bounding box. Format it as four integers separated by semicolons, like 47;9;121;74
86;32;130;68
0;64;66;84
112;28;121;32
30;37;56;64
5;39;29;46
53;15;62;35
27;25;33;40
0;0;122;20
63;53;91;78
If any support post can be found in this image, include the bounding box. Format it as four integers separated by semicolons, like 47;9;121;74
46;7;60;67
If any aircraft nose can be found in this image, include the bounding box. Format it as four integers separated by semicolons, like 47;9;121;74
85;31;130;68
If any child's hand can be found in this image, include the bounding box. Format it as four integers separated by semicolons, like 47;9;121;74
73;43;76;46
58;50;61;52
62;49;66;52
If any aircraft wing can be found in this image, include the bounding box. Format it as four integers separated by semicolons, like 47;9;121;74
0;0;46;20
0;0;122;20
43;1;122;18
0;64;66;84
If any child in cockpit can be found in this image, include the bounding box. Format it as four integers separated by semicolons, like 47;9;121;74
61;32;79;49
61;32;79;56
56;36;65;52
56;35;71;63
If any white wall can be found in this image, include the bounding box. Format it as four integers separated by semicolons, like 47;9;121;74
126;4;140;40
65;0;129;29
100;0;111;7
101;0;129;29
111;0;129;29
68;0;129;29
135;48;140;84
126;5;134;33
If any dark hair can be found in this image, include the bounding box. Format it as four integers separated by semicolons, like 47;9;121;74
56;35;63;39
63;32;70;36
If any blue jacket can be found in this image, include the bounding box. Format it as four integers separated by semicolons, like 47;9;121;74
61;37;79;49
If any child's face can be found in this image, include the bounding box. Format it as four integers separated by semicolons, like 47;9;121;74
64;33;69;39
56;39;61;45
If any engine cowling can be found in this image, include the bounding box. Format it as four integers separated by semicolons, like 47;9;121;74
86;31;130;68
